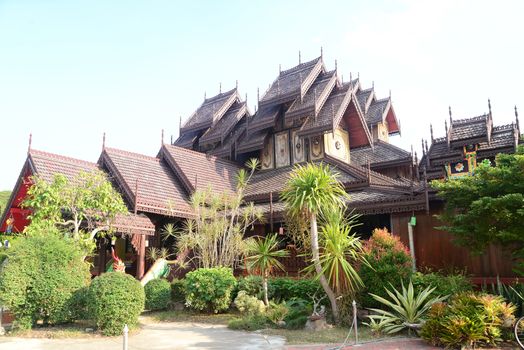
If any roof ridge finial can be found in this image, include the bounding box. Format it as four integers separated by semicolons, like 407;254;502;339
425;139;429;153
320;46;323;58
257;87;260;102
245;92;247;103
389;89;391;99
357;72;360;79
430;124;434;142
28;132;32;154
279;64;281;74
179;116;182;132
334;59;337;72
219;82;222;94
372;80;374;89
515;105;520;130
170;135;173;144
444;118;448;134
299;50;301;64
488;98;492;116
448;106;452;122
421;138;425;156
341;74;344;83
349;72;352;84
102;132;106;150
161;129;164;146
236;80;238;90
204;91;206;100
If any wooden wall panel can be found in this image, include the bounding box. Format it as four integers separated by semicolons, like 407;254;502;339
391;209;516;278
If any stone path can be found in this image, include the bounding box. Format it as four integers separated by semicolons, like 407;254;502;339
0;322;286;350
285;338;441;349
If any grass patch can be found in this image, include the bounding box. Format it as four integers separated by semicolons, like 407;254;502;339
7;321;99;339
147;309;238;325
260;326;394;345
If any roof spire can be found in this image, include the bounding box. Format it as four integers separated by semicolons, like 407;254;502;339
170;135;173;144
448;106;452;122
204;91;206;100
279;64;281;74
299;50;301;64
320;46;323;58
341;74;344;83
425;139;429;153
515;105;520;130
245;92;247;103
372;80;374;89
236;80;238;90
334;59;337;72
257;87;260;102
421;138;425;156
28;132;32;154
444;118;448;134
161;129;164;146
179;116;182;132
389;89;391;99
430;124;434;142
414;151;418;164
219;82;222;93
488;99;492;116
349;72;352;84
102;132;106;150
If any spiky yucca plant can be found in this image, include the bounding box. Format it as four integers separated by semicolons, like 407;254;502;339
368;280;447;334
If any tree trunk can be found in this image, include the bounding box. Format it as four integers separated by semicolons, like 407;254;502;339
263;275;269;306
310;212;339;323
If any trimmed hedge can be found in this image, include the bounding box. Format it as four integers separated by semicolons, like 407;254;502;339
88;272;145;336
171;278;186;303
145;279;171;311
185;267;236;313
0;234;90;329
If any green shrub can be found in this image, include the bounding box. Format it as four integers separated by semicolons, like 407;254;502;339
227;314;268;331
283;298;312;329
171;278;186;303
145;279;171;311
67;286;90;320
266;301;289;326
0;233;90;329
359;228;413;308
184;267;236;313
236;275;265;299
412;271;472;299
234;291;265;315
88;272;145;336
268;277;324;303
420;293;516;348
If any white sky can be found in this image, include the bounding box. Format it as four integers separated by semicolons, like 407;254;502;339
0;0;522;190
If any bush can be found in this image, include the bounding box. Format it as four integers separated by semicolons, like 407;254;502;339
184;267;236;313
145;279;171;311
227;314;268;331
283;298;312;329
88;272;145;336
0;233;90;329
67;286;90;320
268;277;324;303
236;275;267;300
421;293;516;348
412;271;472;299
266;301;289;326
234;291;265;315
171;278;186;303
359;228;413;308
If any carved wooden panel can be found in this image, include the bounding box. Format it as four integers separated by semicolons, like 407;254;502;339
309;135;324;160
275;131;290;168
291;130;305;164
260;136;274;170
324;128;350;163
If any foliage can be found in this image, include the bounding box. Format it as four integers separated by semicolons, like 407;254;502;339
144;279;171;311
269;277;325;304
482;277;524;317
0;190;10;218
412;270;473;300
313;209;366;295
362;315;392;337
236;275;266;300
281;162;349;323
171;278;186;303
420;293;516;348
283;210;311;252
283;298;312;329
245;233;288;305
87;272;145;336
67;286;90;321
184;267;237;313
368;280;447;334
432;147;524;274
359;228;413;308
234;291;266;315
227;314;268;331
22;171;127;256
0;232;90;329
166;159;263;269
266;301;289;326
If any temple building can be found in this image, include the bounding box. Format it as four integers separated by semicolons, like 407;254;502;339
0;55;521;281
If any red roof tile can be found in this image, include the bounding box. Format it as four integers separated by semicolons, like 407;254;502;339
29;149;98;183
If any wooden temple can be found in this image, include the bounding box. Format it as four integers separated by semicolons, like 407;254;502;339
1;56;521;280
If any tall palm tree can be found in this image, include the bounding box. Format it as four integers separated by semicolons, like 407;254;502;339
280;162;348;323
245;233;289;305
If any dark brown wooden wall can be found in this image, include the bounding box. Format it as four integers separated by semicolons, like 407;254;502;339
391;208;517;279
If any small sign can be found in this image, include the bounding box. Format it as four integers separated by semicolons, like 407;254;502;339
409;216;417;226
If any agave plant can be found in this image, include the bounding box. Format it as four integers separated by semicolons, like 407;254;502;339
368;280;447;334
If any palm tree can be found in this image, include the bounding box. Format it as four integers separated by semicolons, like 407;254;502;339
280;162;349;323
245;233;289;305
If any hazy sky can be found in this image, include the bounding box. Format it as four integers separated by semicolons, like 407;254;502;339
1;0;522;190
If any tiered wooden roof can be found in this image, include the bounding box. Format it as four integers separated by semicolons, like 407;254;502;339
420;111;521;180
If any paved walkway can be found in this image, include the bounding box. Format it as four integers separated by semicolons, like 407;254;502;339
285;338;441;349
0;322;286;350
